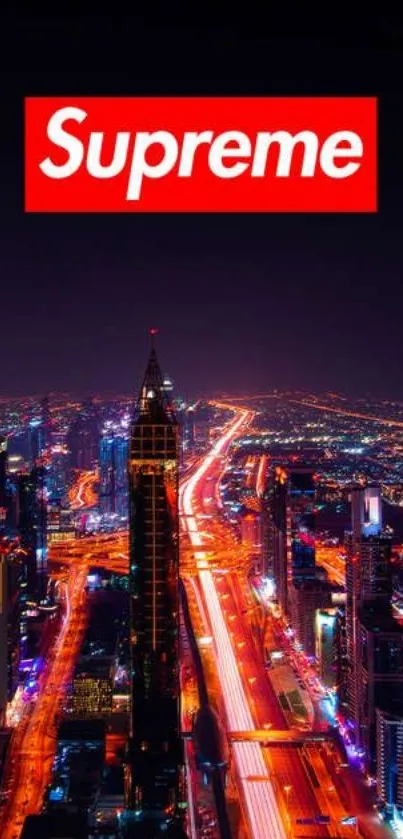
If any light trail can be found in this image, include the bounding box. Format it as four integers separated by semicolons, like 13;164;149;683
0;564;88;839
180;410;287;839
68;469;98;510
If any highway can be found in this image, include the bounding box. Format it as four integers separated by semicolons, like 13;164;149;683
0;563;88;839
180;408;289;839
316;544;346;587
179;405;363;839
222;392;403;430
68;469;98;510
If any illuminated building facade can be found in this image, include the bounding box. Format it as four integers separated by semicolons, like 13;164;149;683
0;436;8;530
269;464;317;616
127;335;183;828
99;423;129;519
28;418;45;466
68;399;99;471
345;486;392;732
376;706;403;810
241;510;261;551
269;465;288;613
289;579;331;657
184;406;195;451
47;444;69;504
356;602;403;771
18;465;48;601
72;657;114;716
315;608;338;690
0;539;22;724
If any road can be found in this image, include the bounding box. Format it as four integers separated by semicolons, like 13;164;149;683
316;544;346;587
180;408;289;839
179;405;365;839
0;563;88;839
68;469;98;510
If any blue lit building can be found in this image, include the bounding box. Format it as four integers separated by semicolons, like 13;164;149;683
99;422;129;520
376;706;403;812
47;444;69;504
28;418;45;466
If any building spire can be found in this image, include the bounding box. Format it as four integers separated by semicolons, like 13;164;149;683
135;329;176;422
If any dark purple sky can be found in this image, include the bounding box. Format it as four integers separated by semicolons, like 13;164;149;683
2;10;403;398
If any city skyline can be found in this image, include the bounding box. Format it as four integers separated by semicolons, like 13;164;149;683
2;358;403;837
1;10;403;839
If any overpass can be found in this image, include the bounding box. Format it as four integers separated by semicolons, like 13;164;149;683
229;729;335;745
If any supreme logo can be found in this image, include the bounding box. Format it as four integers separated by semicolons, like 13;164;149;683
24;97;377;212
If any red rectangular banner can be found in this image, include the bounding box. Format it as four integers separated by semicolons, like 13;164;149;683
24;97;377;213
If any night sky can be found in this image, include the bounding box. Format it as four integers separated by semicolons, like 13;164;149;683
2;10;403;398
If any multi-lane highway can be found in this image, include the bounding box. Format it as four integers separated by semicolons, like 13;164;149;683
68;469;98;510
180;409;290;839
0;563;88;839
316;544;346;586
179;405;361;839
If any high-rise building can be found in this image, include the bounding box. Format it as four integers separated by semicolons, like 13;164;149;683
345;486;392;733
127;334;183;830
376;706;403;811
357;602;403;771
315;607;339;691
184;406;195;451
99;423;129;519
18;465;48;602
47;443;70;504
40;394;52;452
289;579;331;658
68;400;99;471
269;465;288;613
269;464;317;616
0;436;8;530
28;418;45;466
0;538;22;724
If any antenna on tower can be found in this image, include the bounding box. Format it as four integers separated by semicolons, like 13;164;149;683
148;327;159;350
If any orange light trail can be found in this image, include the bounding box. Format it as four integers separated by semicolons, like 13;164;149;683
68;469;98;510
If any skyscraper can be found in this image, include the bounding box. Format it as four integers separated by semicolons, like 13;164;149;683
0;538;22;725
18;465;48;602
269;465;288;614
376;706;403;811
0;436;8;530
357;602;403;770
68;399;99;471
28;418;45;466
269;464;317;616
315;607;339;691
99;422;129;519
345;485;392;733
127;334;183;833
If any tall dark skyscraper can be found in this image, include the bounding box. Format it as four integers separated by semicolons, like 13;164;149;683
269;464;317;616
0;537;23;725
68;399;100;471
127;334;183;833
345;486;392;733
18;465;48;602
0;436;8;530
